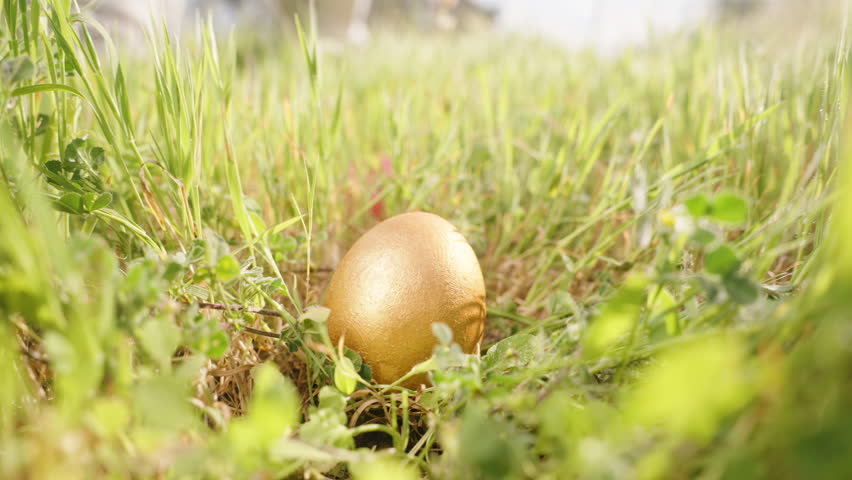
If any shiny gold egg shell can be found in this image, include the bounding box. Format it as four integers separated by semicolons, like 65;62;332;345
323;212;486;387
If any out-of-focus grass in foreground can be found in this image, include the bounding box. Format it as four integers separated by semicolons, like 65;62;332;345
1;1;851;478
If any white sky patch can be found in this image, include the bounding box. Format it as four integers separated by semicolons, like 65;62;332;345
485;0;716;51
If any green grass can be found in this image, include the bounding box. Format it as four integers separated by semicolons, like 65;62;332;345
1;1;851;478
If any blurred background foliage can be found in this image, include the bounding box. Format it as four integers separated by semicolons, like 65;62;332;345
1;0;851;478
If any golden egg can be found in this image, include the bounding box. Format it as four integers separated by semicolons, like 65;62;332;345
323;212;486;387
